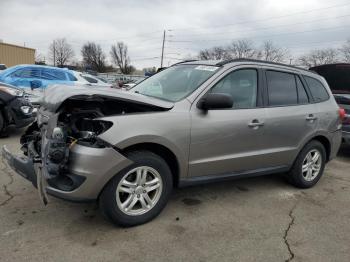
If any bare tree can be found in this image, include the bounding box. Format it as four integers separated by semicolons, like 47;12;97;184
199;46;229;60
228;40;258;59
35;52;46;65
81;42;106;72
339;39;350;62
258;40;288;63
299;48;339;67
110;42;134;74
48;38;74;67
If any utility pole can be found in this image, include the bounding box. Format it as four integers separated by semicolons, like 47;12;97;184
160;30;166;68
53;40;56;67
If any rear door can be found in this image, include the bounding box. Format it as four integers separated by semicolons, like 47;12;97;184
261;68;318;167
41;68;73;88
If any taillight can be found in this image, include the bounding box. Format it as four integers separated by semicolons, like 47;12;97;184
339;108;346;120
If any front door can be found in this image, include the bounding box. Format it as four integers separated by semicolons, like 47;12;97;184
189;67;268;177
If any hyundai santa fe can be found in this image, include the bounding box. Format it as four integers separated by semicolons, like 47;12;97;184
2;59;343;226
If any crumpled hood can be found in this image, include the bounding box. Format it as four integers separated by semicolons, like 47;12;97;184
41;84;174;112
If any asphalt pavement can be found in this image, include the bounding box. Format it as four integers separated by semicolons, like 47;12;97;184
1;127;350;262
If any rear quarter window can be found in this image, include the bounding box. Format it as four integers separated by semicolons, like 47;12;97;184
304;76;330;103
41;69;67;80
67;73;77;81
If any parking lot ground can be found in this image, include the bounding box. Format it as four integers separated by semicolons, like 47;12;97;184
1;127;350;262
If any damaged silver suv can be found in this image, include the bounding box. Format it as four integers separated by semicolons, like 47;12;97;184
2;59;343;226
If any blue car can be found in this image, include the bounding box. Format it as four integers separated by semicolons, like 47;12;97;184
0;64;77;90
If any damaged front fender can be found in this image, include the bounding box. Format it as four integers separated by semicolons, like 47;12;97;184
3;86;175;202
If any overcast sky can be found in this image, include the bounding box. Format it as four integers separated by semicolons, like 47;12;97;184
0;0;349;69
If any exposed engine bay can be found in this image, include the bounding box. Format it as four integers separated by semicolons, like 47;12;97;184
18;94;170;203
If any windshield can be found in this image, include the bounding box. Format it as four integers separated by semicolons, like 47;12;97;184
132;64;219;102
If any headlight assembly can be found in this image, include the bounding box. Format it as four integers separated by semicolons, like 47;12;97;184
20;105;33;114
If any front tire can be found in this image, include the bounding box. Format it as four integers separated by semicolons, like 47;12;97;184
287;140;326;188
99;150;173;227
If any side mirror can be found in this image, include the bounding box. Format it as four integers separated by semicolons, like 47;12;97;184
197;93;233;110
30;80;42;90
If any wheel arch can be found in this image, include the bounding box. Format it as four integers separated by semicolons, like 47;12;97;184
301;135;331;162
311;135;331;161
121;142;181;187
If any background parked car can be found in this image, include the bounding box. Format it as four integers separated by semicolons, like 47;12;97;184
0;64;77;90
310;63;350;144
0;65;91;105
0;82;34;136
123;78;144;89
0;64;7;72
72;71;112;88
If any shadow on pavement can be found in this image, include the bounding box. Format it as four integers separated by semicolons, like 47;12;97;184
337;144;350;158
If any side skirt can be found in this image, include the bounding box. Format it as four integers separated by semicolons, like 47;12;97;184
179;165;290;187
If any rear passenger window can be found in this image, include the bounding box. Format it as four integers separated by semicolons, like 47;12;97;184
296;76;309;104
266;71;297;106
41;69;67;80
304;76;329;102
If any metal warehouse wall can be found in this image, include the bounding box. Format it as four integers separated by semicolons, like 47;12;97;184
0;42;35;67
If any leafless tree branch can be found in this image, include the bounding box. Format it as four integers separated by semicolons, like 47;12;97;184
81;42;106;72
48;38;74;67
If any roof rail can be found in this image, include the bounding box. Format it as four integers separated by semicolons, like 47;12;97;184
216;58;310;72
171;59;199;66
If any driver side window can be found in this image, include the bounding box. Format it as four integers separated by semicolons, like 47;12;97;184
211;69;258;109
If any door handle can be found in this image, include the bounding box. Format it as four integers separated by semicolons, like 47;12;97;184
248;119;264;128
306;114;317;121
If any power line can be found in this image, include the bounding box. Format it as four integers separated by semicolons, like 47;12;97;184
168;25;349;43
286;40;346;49
130;56;160;61
173;14;350;38
170;1;350;32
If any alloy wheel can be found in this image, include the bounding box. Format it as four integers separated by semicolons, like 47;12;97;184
301;149;322;182
116;166;163;216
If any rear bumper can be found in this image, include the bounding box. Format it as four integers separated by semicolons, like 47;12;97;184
2;144;133;202
329;129;342;160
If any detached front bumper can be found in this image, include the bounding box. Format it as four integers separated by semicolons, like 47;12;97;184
2;145;37;187
2;144;132;202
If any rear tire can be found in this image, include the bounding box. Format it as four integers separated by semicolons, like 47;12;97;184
287;140;326;188
99;150;173;227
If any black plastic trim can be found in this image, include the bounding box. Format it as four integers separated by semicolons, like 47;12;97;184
46;189;96;203
179;165;289;187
